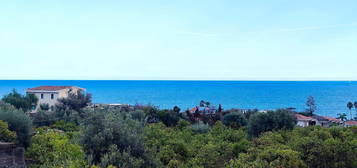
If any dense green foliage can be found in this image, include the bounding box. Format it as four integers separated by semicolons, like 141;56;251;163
56;90;92;117
26;128;86;168
222;112;247;128
80;109;158;168
1;90;38;112
0;102;32;147
248;109;296;138
145;122;249;168
1;91;356;168
0;120;17;142
32;110;57;127
227;126;357;168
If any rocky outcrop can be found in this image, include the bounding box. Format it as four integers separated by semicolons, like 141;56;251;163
0;142;26;168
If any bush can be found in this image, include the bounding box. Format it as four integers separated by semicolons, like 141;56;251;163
26;128;86;167
0;120;17;142
248;109;296;138
0;103;32;147
222;112;247;129
50;120;79;132
32;110;57;127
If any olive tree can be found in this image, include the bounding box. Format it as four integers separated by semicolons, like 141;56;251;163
0;102;32;147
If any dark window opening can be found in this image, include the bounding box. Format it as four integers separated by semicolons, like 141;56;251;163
51;94;54;99
41;94;44;99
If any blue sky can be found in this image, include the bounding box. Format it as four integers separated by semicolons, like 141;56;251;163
0;0;356;80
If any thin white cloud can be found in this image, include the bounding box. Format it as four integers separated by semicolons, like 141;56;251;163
177;31;218;38
278;23;357;32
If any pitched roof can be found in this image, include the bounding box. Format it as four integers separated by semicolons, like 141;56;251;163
321;116;341;123
295;114;314;121
27;86;74;91
345;120;357;125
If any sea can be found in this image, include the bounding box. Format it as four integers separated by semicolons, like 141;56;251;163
1;80;357;118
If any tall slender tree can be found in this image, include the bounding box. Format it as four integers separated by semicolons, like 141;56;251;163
353;101;357;118
347;102;353;120
305;96;316;116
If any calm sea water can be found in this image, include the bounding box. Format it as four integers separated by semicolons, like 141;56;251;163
1;80;357;117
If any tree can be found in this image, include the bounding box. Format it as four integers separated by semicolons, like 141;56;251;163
247;109;296;138
56;90;92;117
353;101;357;118
0;102;32;147
1;89;38;112
347;102;353;119
80;109;158;168
205;101;211;106
218;104;223;113
158;110;180;127
199;100;205;107
222;112;247;129
337;113;347;121
305;96;316;116
173;106;181;113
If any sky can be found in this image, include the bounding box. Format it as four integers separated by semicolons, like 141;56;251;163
0;0;356;80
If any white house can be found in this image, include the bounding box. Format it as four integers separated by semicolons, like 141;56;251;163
295;114;318;127
26;86;85;112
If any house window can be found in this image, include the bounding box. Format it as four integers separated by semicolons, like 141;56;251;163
51;94;54;99
41;94;44;99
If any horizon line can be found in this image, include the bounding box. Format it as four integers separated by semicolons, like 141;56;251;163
0;78;357;82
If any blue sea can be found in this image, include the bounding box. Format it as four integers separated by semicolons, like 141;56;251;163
1;80;357;117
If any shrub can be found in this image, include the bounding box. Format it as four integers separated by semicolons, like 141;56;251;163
50;120;79;132
32;110;57;127
0;103;32;147
26;128;86;167
0;120;17;142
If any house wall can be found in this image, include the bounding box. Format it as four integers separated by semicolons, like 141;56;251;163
297;120;309;127
36;92;59;106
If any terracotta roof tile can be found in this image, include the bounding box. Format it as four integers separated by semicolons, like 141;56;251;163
27;86;73;91
295;114;314;120
321;116;341;122
345;120;357;125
